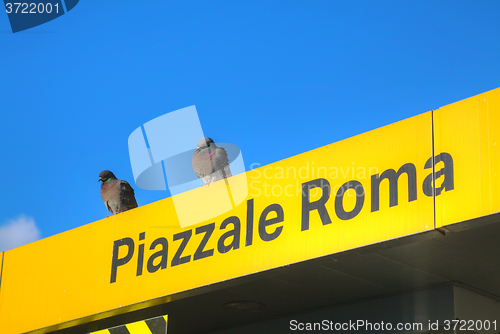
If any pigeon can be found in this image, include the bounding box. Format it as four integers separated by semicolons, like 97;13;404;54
99;170;138;215
192;137;232;185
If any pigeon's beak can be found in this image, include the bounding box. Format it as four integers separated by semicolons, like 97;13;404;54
98;178;102;182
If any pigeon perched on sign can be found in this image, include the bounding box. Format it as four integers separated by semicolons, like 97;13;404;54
99;170;138;215
192;137;232;185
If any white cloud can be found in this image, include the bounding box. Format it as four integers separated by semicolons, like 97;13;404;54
0;215;41;252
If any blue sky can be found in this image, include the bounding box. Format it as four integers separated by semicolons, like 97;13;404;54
1;1;499;251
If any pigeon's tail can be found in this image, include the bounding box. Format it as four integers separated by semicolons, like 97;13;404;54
222;165;232;179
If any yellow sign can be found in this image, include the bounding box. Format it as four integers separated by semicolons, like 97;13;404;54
433;88;500;227
0;87;498;334
0;252;3;283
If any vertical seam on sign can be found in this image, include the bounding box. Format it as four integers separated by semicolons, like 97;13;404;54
485;98;492;210
431;110;437;230
224;177;236;208
0;252;4;292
